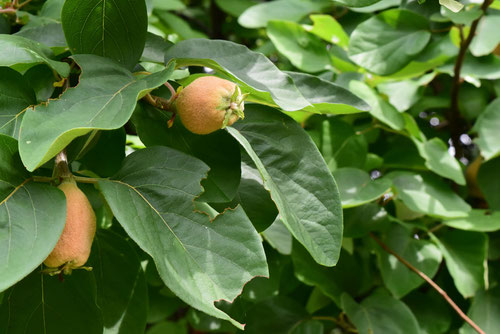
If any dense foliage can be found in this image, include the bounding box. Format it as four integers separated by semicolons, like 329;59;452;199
1;0;499;333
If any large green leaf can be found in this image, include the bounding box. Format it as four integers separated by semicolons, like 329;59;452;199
285;71;370;115
473;98;500;161
0;34;69;76
0;135;66;292
460;286;500;334
391;172;471;218
444;210;500;232
431;230;488;298
98;147;268;328
341;290;421;334
414;137;466;185
61;0;148;70
267;20;332;73
227;105;343;266
238;0;329;28
0;269;103;334
0;67;36;139
90;230;148;334
132;103;241;203
164;38;311;111
334;168;391;208
348;9;431;75
19;55;174;171
376;224;442;298
349;80;405;130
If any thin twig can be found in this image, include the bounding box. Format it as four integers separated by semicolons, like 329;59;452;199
449;0;494;158
313;315;358;333
370;233;485;334
164;81;177;105
17;0;32;9
0;7;16;13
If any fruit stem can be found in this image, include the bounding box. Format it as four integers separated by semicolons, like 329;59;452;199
54;149;72;179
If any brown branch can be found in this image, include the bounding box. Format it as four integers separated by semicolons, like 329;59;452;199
0;7;16;13
370;233;485;334
449;0;494;158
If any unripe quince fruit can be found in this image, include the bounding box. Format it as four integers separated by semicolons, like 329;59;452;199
175;76;246;135
44;179;96;274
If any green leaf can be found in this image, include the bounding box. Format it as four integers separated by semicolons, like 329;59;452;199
343;204;389;238
215;0;258;17
228;105;343;266
238;0;329;29
470;15;500;57
439;0;464;13
90;230;148;334
441;5;482;25
307;14;349;49
152;0;186;11
0;34;69;76
262;219;292;255
285;71;370;115
477;157;500;210
391;172;471;218
439;54;500;83
267;20;332;73
61;0;148;70
164;38;311;111
233;161;278;232
148;321;187;334
0;135;66;292
334;0;383;7
341;290;421;334
473;98;500;161
334;168;391;208
405;290;452;334
79;129;126;178
444;210;500;232
23;64;56;103
348;9;431;75
141;32;173;63
349;80;405;130
431;230;488;298
414;137;466;185
154;11;208;40
19;55;174;171
293;243;368;305
0;67;36;139
460;286;500;334
98;147;268;329
15;23;67;54
245;296;308;334
132;102;241;203
291;320;324;334
375;224;442;298
0;269;103;333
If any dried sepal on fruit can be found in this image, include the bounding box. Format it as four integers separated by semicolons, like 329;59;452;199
174;76;247;135
43;178;96;275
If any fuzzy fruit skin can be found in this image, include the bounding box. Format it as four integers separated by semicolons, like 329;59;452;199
44;180;96;269
175;76;241;135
